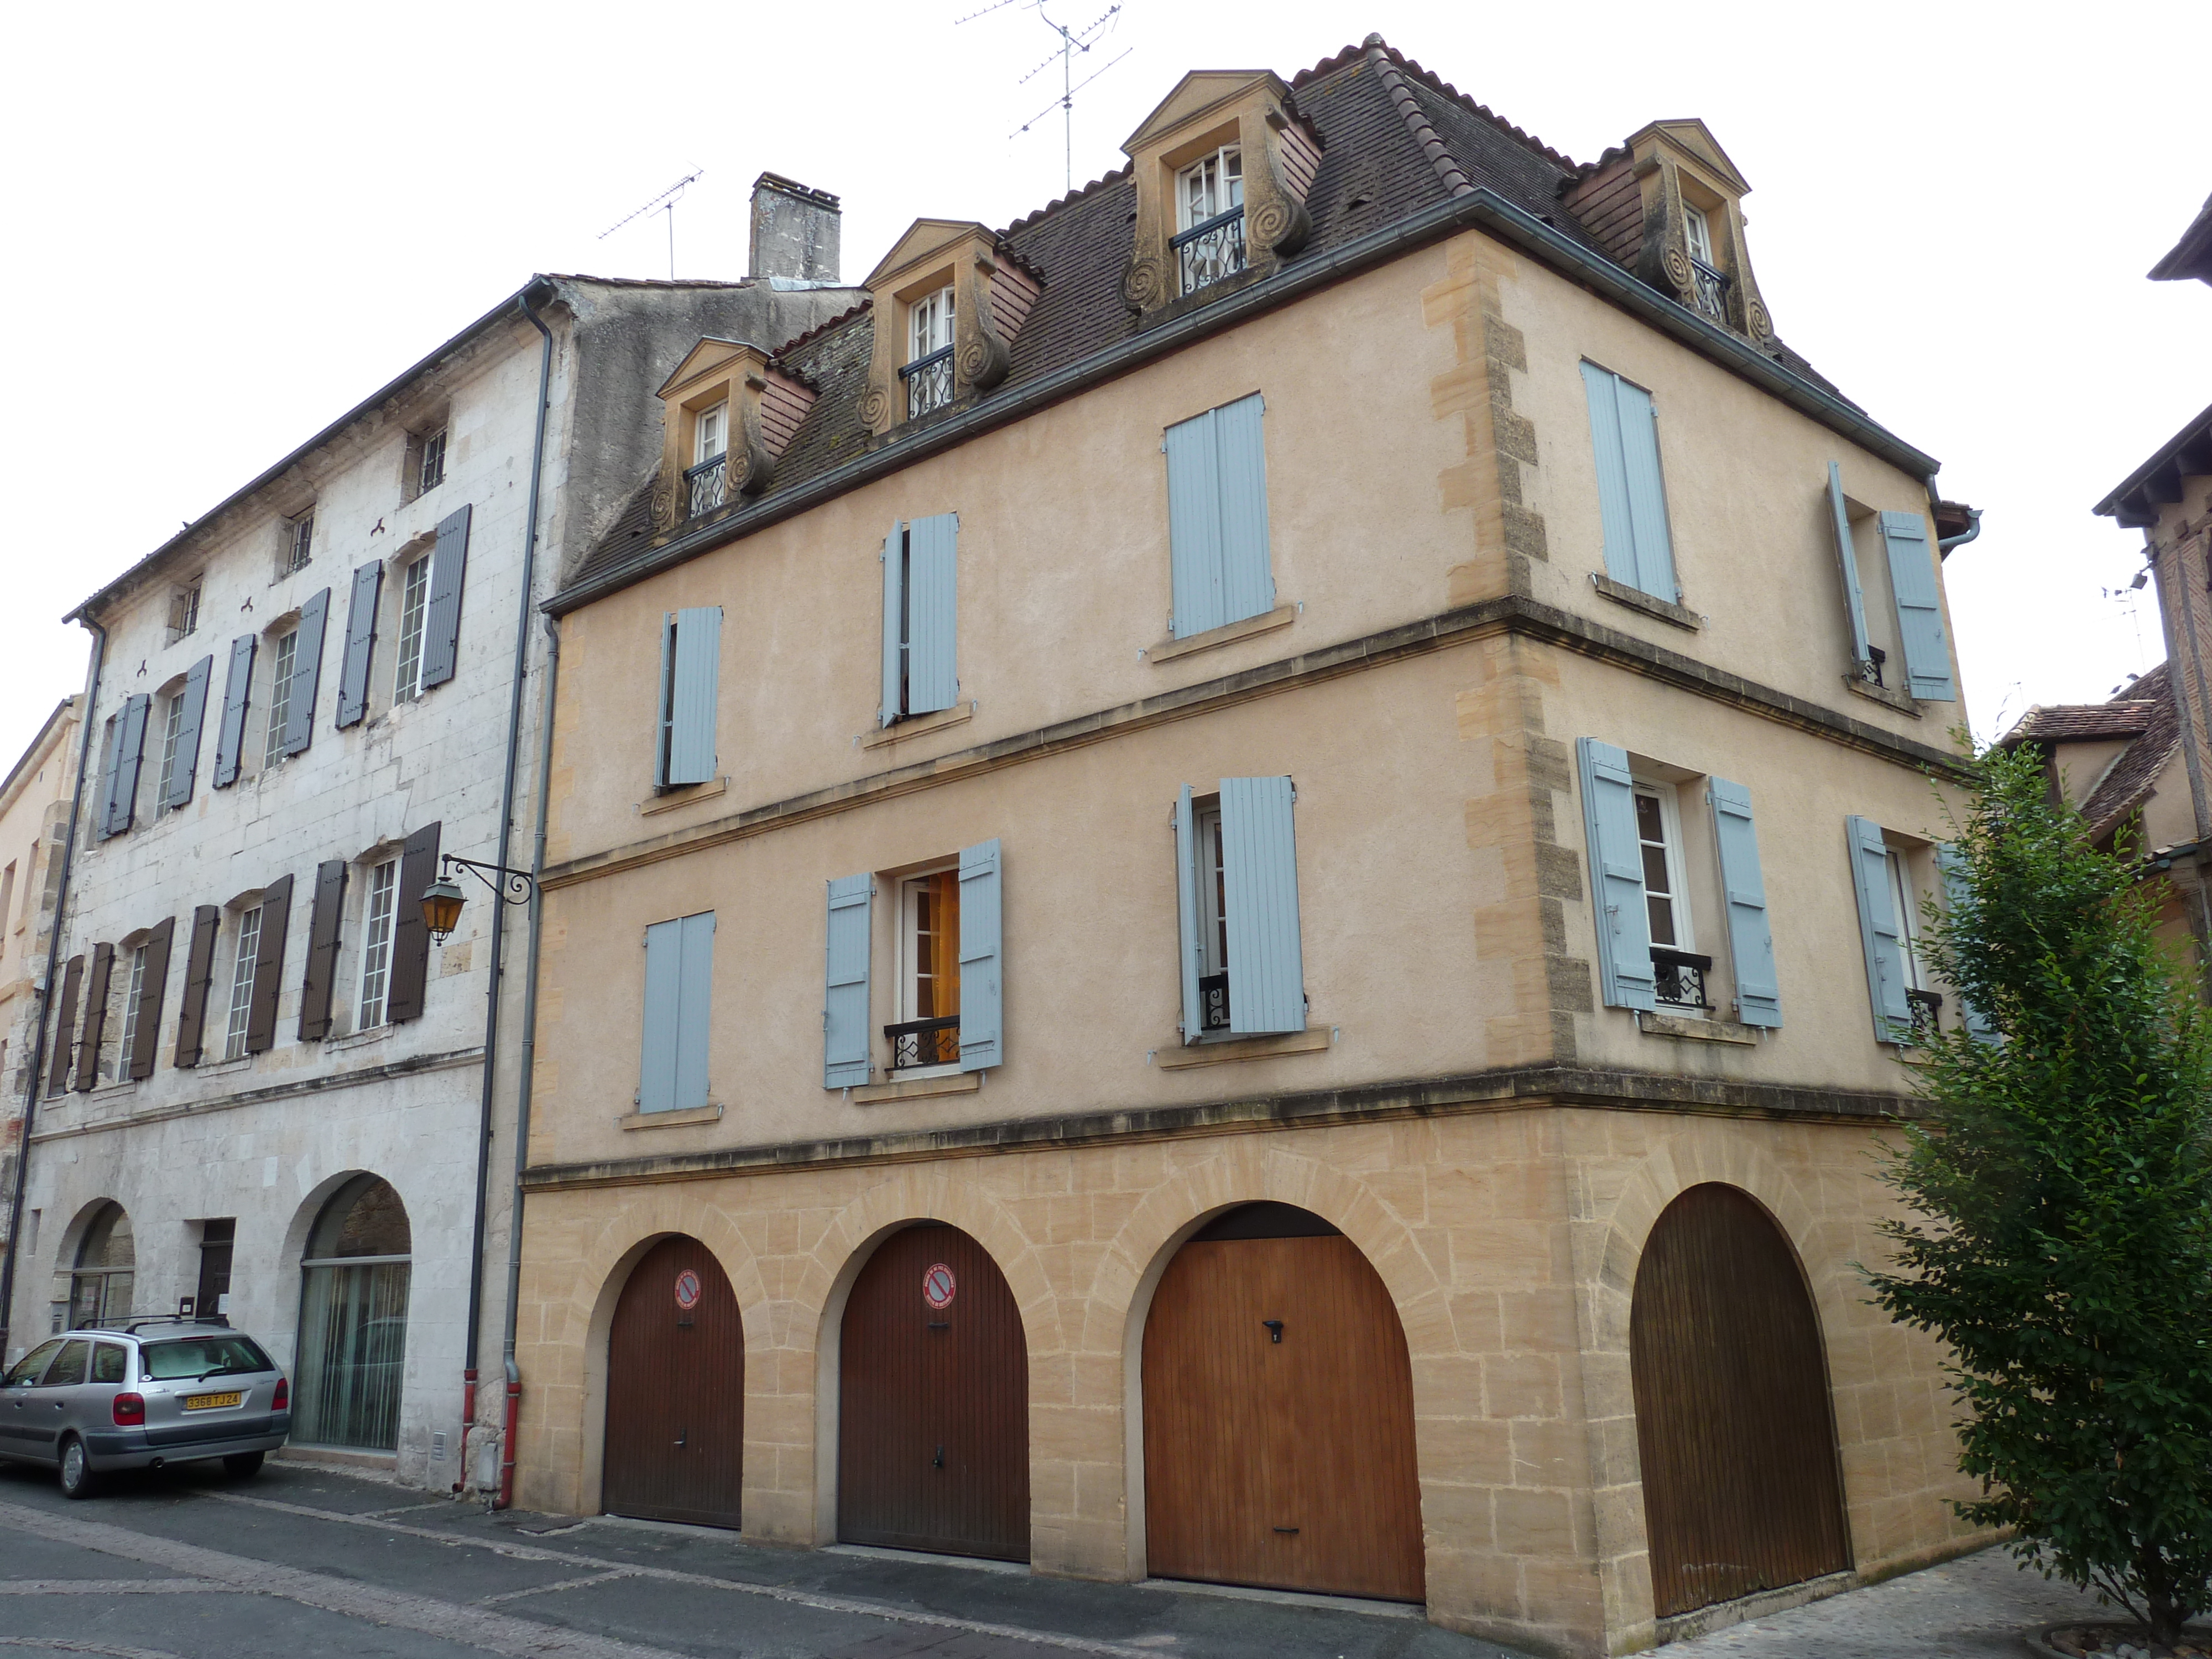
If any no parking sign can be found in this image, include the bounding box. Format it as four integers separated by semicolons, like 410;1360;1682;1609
674;1269;701;1311
922;1262;957;1310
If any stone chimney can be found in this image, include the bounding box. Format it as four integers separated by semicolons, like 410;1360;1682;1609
748;173;842;284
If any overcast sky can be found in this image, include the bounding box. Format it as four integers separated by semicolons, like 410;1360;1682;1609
3;1;2206;776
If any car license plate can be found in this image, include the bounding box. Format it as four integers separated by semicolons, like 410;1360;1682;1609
183;1391;243;1411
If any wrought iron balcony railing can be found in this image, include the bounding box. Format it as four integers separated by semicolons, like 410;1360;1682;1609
885;1015;960;1070
685;452;728;519
1651;947;1714;1013
1907;988;1944;1044
1688;254;1729;322
1172;206;1247;296
1197;972;1231;1032
901;346;954;419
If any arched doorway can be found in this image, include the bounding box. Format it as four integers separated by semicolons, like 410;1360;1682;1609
602;1235;744;1528
70;1203;135;1328
1141;1203;1425;1603
838;1222;1029;1561
294;1174;411;1451
1630;1183;1852;1617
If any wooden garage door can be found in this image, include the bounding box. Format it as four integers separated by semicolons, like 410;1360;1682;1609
603;1235;744;1528
1142;1204;1425;1603
839;1223;1029;1561
1631;1183;1852;1618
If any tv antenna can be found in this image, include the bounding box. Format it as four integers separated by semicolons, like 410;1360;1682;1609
598;169;704;280
959;1;1130;192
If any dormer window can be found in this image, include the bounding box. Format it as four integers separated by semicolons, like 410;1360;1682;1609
1681;205;1726;321
904;286;956;419
688;400;729;518
1175;146;1245;294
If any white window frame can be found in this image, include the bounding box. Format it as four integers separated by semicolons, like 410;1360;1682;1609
1192;801;1228;977
168;582;201;641
223;906;263;1061
693;401;728;466
1886;846;1927;993
158;694;186;808
418;427;447;495
393;554;433;702
286;512;314;574
895;862;961;1077
909;287;954;363
115;943;147;1078
263;628;299;766
1176;145;1244;230
1632;779;1695;954
1683;205;1715;266
357;860;399;1029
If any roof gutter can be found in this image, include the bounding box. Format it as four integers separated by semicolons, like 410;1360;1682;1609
1938;506;1983;554
551;187;1939;615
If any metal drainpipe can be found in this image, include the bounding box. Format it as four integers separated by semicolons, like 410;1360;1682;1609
462;276;558;1494
0;620;105;1360
497;611;558;1510
1938;505;1983;554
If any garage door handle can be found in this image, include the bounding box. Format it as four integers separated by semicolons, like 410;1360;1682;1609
675;1428;687;1448
1262;1319;1284;1343
1273;1526;1300;1535
932;1446;944;1469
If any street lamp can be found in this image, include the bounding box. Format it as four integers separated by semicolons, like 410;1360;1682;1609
421;854;536;945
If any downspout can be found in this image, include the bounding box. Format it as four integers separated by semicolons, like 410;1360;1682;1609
463;276;558;1492
0;621;105;1360
1937;505;1983;554
498;611;557;1510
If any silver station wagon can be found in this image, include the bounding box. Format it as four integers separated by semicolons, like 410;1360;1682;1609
0;1319;290;1496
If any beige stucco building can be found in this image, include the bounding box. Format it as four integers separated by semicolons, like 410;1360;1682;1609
510;38;1988;1657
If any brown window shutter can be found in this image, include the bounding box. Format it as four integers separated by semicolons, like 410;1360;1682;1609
245;874;293;1055
385;822;441;1023
128;917;175;1081
174;906;220;1068
48;954;83;1096
298;860;348;1041
76;942;114;1091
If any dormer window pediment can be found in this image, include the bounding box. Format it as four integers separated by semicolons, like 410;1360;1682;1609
859;221;1040;437
652;338;816;530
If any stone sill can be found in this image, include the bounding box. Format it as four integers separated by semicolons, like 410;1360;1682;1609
619;1103;724;1130
1591;573;1702;632
323;1025;392;1055
1147;604;1297;665
640;778;728;816
862;702;974;750
193;1056;254;1078
1845;675;1920;717
1656;1571;1854;1646
1636;1010;1760;1045
853;1070;980;1104
1155;1026;1332;1068
278;1446;398;1474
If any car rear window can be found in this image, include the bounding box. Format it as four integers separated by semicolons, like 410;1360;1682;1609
140;1335;274;1381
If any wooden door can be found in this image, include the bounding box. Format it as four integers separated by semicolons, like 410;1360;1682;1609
1631;1183;1852;1617
1142;1206;1426;1602
603;1235;744;1529
839;1223;1029;1561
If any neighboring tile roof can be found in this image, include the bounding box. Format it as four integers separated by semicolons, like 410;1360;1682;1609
2001;700;2159;743
2001;664;2180;844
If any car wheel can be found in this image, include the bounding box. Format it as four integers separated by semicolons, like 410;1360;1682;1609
58;1437;96;1500
222;1451;264;1479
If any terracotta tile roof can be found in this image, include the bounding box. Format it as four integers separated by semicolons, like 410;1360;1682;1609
1999;664;2180;844
2002;700;2160;744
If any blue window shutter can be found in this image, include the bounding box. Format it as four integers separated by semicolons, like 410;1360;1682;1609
1173;785;1203;1045
212;634;254;789
1165;409;1225;638
1827;463;1873;670
674;911;714;1109
108;695;150;837
1880;510;1955;701
1708;778;1782;1028
161;655;213;810
879;524;905;726
639;918;680;1113
958;838;1002;1071
664;606;722;786
335;560;383;729
418;504;471;690
654;614;675;788
1220;775;1305;1035
1213;394;1275;628
1576;737;1655;1010
1936;844;1999;1043
907;513;959;716
281;587;330;757
1582;363;1678;601
1846;815;1911;1039
824;873;872;1087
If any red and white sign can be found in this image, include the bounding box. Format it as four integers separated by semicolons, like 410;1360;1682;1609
674;1269;701;1311
922;1262;957;1311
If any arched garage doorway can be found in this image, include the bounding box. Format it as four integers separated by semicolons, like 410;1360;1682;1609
603;1235;743;1528
1631;1183;1852;1616
1141;1203;1425;1602
838;1222;1029;1561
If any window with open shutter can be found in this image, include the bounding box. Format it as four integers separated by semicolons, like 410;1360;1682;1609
161;657;212;810
1825;463;1875;678
385;822;441;1023
335;561;383;728
298;860;348;1041
128;917;174;1081
639;911;714;1113
212;635;255;788
1580;363;1679;603
1934;844;1999;1043
76;942;114;1090
1218;776;1305;1035
48;954;82;1095
245;873;293;1053
1165;394;1274;639
957;838;1001;1070
174;906;220;1068
656;607;722;788
1172;786;1205;1042
418;505;471;690
1708;779;1782;1027
879;517;961;725
1577;737;1657;1010
823;874;872;1087
279;589;330;757
104;696;150;838
1879;510;1954;701
1845;816;1911;1040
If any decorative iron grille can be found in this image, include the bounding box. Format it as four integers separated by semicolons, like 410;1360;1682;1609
1907;988;1944;1044
685;453;728;519
1172;206;1247;296
1197;972;1230;1031
1688;255;1729;322
901;346;954;419
1651;947;1714;1013
885;1015;960;1070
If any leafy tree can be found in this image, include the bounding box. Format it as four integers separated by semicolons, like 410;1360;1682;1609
1866;741;2212;1651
